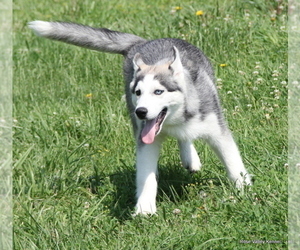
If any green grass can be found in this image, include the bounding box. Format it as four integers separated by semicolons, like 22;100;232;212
13;0;288;249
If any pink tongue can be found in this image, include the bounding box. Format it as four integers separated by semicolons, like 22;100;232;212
141;119;157;144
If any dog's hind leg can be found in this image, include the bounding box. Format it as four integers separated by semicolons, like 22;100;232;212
205;129;252;188
178;140;202;173
134;139;162;215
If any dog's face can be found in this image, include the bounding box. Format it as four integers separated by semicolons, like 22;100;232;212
129;47;186;144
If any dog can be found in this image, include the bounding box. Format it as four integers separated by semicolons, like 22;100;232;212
29;21;252;215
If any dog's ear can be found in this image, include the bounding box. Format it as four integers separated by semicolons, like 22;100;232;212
169;46;183;77
133;53;147;71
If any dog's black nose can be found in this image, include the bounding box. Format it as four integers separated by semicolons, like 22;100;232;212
135;107;148;119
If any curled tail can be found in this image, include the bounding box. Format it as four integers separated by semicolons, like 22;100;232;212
28;21;146;55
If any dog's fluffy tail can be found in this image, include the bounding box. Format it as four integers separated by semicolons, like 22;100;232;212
28;21;146;55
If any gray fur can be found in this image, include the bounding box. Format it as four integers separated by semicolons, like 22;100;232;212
28;21;146;55
123;38;220;130
29;21;252;215
28;21;219;126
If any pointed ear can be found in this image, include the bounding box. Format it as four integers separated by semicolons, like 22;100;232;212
133;53;146;71
169;46;183;76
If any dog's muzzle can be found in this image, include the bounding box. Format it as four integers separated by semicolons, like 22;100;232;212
136;107;168;144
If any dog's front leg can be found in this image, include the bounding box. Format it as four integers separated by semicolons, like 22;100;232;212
134;140;162;215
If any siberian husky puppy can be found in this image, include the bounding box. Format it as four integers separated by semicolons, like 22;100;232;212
29;21;252;215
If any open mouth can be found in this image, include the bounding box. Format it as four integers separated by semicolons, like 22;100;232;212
141;108;167;144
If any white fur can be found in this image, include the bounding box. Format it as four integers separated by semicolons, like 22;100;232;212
28;21;53;37
133;74;185;122
178;140;202;172
28;21;252;216
134;94;251;214
134;139;162;215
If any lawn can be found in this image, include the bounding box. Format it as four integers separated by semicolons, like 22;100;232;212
13;0;288;249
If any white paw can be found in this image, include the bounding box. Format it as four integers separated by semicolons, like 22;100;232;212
234;173;252;189
133;201;157;216
182;156;202;173
187;161;202;173
179;142;202;173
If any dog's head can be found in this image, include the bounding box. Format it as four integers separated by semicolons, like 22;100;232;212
129;46;186;144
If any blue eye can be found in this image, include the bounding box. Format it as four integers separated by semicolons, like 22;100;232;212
154;90;164;95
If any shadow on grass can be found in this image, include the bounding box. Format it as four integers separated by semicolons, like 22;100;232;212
108;168;136;221
102;164;221;222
